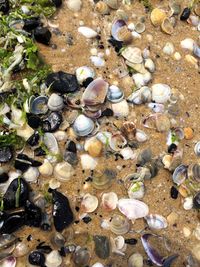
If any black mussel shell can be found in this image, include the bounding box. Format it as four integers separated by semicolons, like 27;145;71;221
34;26;52;45
27;132;40;147
170;186;179;199
0;0;9;14
82;77;93;88
45;71;79;94
3;178;29;210
28;250;46;266
63;151;78;165
23;17;41;32
108;37;123;53
180;7;191;21
49;189;74;232
25;200;42;228
34;147;47;156
0;172;9;183
0;211;25;234
93;235;110;259
36;242;52;254
0;146;13;163
27;114;41;129
41;111;62;132
66;140;77;153
52;0;62;7
101;108;114;117
193;191;200;209
14;154;42;172
41;212;51;231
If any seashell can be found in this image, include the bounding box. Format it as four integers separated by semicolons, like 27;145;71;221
135;22;145;33
101;192;118;211
161;17;174;35
121;121;136;141
135;129;148;143
111;99;129;117
172;164;188;185
107;85;124;103
155;114;171;132
128;181;145;199
193;191;200;209
180;38;195;51
127;86;151;104
169;1;181;15
125;61;146;74
105;0;119;9
183;196;193;210
109;133;127;151
144;58;155;73
90;56;105;67
148;103;165;113
132;72;152;88
13;242;29;258
54;161;75;182
73;114;95;137
118;198;149;220
120;147;136;160
110;236;127;256
81;193;98;213
82;78;108;106
96;131;112;145
66;0;82;11
80;154;98;170
16;123;34;141
188;163;200;182
47;93;64;111
73;247;90;267
92;263;104;267
43;132;60;162
92;168;116;190
29;95;48;115
145;214;168;229
94;235;110;259
111;19;126;41
23;167;39;183
45;250;62;267
187;15;199;27
0;234;16;261
116;9;129;21
53;130;68;142
194;3;200;16
163;42;175;55
78;26;97;38
0;256;16;267
84;137;103;157
121;46;143;64
193;45;200;58
75;66;95;84
128;253;143;267
117;26;132;43
110;214;130;235
49;179;61;190
194;141;200;157
150;8;166;26
95;1;110;15
151;84;171;103
193;224;200;240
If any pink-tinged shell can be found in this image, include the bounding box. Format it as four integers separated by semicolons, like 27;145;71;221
109;133;127;151
118;198;149;220
81;193;99;213
101;192;118;211
1;256;16;267
145;214;168;229
111;19;126;41
81;78;108;106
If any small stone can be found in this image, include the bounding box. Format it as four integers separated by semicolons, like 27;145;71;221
66;0;82;12
167;211;178;225
86;138;103;157
184;127;194;140
163;42;174;55
183;226;191;238
170;186;179;199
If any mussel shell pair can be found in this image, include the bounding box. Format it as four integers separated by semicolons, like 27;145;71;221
41;111;63;132
14;153;42;172
34;26;52;45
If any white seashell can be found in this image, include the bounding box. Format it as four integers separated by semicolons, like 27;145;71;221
180;38;195;51
43;133;60;162
132;72;152;88
127;86;151;104
21;5;30;14
118;198;149;220
78;26;97;38
73;114;95;137
53;131;68;142
131;31;141;39
47;93;64;111
49;179;61;190
90;56;105;67
135;129;148;142
101;192;118;211
111;99;129;117
45;250;62;267
183;196;193;210
76;66;95;84
120;147;136;160
1;256;16;267
92;263;104;267
148;102;164;113
163;42;175;55
23;167;39;183
122;47;143;64
128;182;145;199
80;154;98;170
110;236;127;256
128;253;143;267
144;58;155;73
96;131;112;144
66;0;82;12
128;23;135;31
39;159;53;177
107;85;124;103
54;162;75;182
145;214;168;229
151;83;171;103
81;193;98;213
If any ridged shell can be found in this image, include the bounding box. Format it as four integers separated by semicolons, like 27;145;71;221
73;114;95;136
151;83;171;103
194;141;200;157
145;214;168;229
120;121;136;141
47;93;64;111
110;214;130;235
128;253;143;267
92;169;115;189
107;85;124;103
150;8;166;26
118;199;149;220
172;164;188;185
81;193;98;213
121;47;143;64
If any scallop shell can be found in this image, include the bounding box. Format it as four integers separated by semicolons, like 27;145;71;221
109;133;127;151
111;99;129;117
118;198;149;220
150;8;167;26
128;181;145;199
82;78;108;106
81;193;98;213
78;26;98;38
120;121;136;141
172;164;188;185
151;83;171;103
75;66;95;84
54;161;75;182
95;1;110;15
121;47;143;64
107;85;124;103
161;17;174;35
110;214;130;235
105;0;119;9
101;192;118;211
194;141;200;157
73;114;95;137
145;214;168;229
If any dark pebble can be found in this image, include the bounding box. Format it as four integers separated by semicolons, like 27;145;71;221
52;0;62;7
66;140;77;153
34;26;52;45
0;172;9;183
27;132;40;147
180;7;191;21
170;186;179;199
27;114;41;129
125;238;137;245
34;147;46;157
101;108;114;117
0;146;13;163
82;216;92;224
168;143;177;154
23;17;41;32
0;0;9;14
82;77;94;88
28;251;45;266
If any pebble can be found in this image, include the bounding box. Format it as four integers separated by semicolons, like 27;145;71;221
170;186;179;199
86;138;103;157
184;127;194;140
167;211;178;225
163;42;174;55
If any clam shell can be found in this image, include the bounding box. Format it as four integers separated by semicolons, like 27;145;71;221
29;95;48;115
132;72;152;88
66;0;82;11
120;121;136;141
109;133;127;151
135;22;145;33
105;0;119;9
54;161;75;182
150;8;166;26
145;214;168;229
1;256;16;267
111;99;129;117
135;129;148;143
23;167;39;183
120;147;136;160
128;253;143;267
81;193;98;213
151;83;171;103
84;137;103;157
73;114;95;136
144;58;156;73
47;93;64;111
78;26;97;38
121;47;143;64
188;163;200;182
194;141;200;157
95;1;110;15
43;132;60;162
92;169;115;190
172;164;188;185
128;181;145;199
117;26;132;43
75;66;95;84
180;38;195;51
107;85;124;103
96;131;112;145
118;198;149;220
161;17;174;35
127;86;151;104
45;250;62;267
110;214;130;235
39;159;53;177
80;154;98;170
101;192;118;211
111;19;126;41
82;78;108;106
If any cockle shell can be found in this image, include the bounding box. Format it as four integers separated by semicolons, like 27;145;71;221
121;121;136;141
81;193;98;213
54;162;75;182
121;47;143;64
101;192;118;211
118;199;149;220
73;114;95;136
151;84;171;103
110;214;130;235
78;26;97;38
150;8;167;26
47;93;64;111
145;214;168;229
84;137;103;157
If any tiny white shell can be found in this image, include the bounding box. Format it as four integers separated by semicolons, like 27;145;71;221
81;193;98;213
80;154;98;170
38;159;53;177
66;0;82;12
135;129;148;142
132;72;152;88
101;192;118;211
120;147;136;160
90;56;105;67
145;214;168;229
151;83;171;104
78;26;98;38
75;66;95;84
180;38;195;51
128;253;143;267
163;42;175;55
54;162;75;182
183;196;193;210
45;250;62;267
144;58;155;73
111;99;129;117
23;167;39;183
92;263;104;267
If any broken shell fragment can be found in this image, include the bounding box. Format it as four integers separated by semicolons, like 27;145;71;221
163;42;175;55
161;17;174;35
135;129;148;143
145;214;168;229
110;214;130;235
101;192;118;211
81;193;98;213
110;235;127;256
80;154;98;170
180;38;195;51
150;8;166;26
128;181;145;199
45;250;62;267
109;133;127;151
144;58;155;73
127;86;151;104
39;159;53;177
